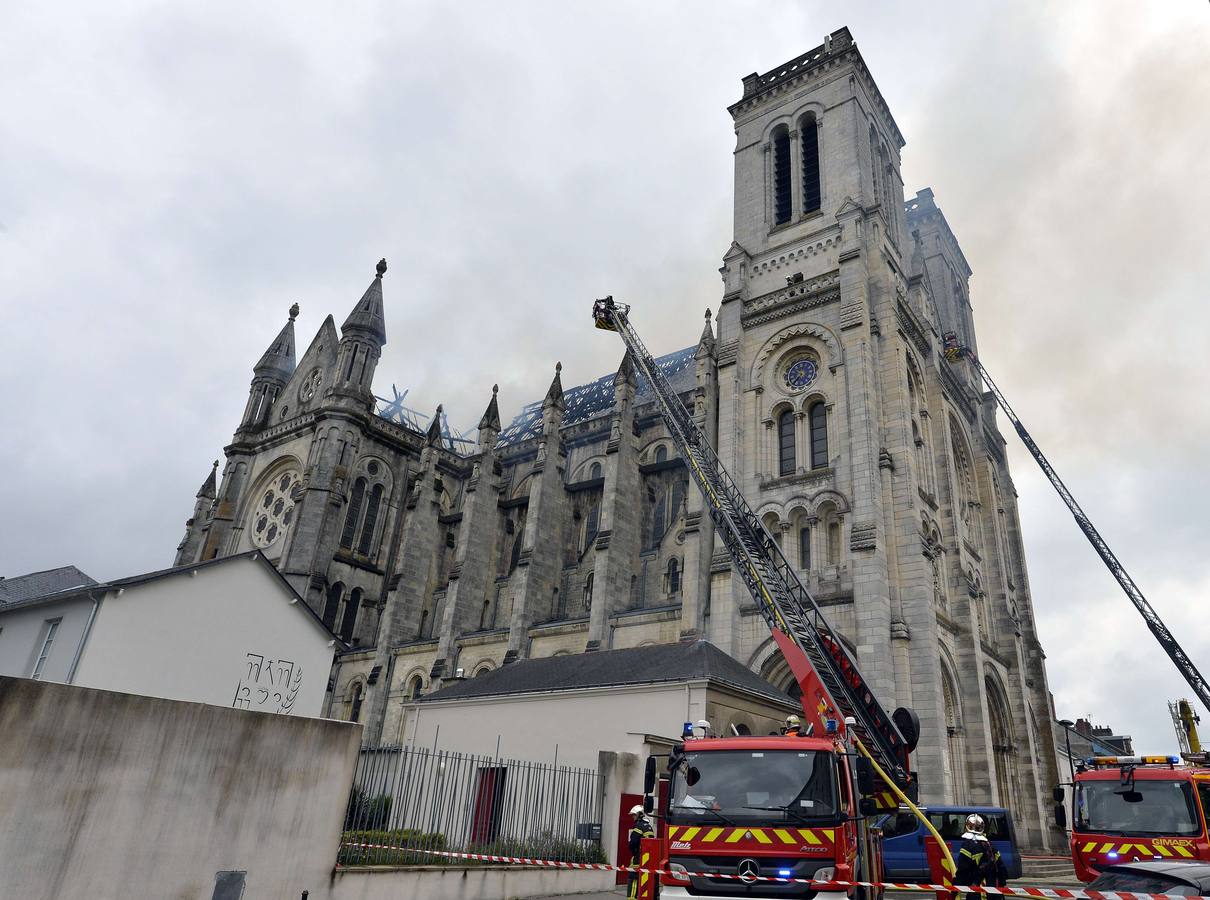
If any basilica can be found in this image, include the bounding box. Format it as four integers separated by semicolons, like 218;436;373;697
176;28;1060;848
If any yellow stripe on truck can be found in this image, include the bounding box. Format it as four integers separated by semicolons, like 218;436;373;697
752;829;772;844
773;829;796;844
1174;845;1195;858
680;827;700;841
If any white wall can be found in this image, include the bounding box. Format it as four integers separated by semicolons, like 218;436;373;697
0;594;95;682
404;681;703;767
74;555;334;717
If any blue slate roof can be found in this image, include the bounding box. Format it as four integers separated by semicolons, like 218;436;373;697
497;346;696;447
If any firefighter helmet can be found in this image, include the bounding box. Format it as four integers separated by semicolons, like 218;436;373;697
785;715;802;731
965;813;985;833
630;804;645;816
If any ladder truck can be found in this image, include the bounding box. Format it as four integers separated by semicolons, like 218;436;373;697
593;298;954;899
940;333;1210;880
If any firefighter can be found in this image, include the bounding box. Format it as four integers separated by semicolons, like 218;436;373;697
954;813;1007;899
627;804;656;899
785;715;804;736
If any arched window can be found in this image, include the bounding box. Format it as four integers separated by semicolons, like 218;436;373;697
650;489;667;548
942;664;965;802
778;409;796;476
582;500;600;554
322;582;344;629
356;483;384;556
349;682;363;723
987;678;1019;816
798;527;811;570
734;723;752;736
800;114;821;213
808;402;827;469
583;573;594;612
340;587;361;643
772;127;792;225
408;675;423;700
654;445;668;464
667;558;681;595
589;462;602;480
340;478;366;549
249;468;301;551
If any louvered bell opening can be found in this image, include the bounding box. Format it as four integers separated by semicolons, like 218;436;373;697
801;121;821;213
773;131;792;225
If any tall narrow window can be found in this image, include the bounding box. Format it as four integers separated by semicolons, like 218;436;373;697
340;478;366;549
801;116;821;213
349;683;363;723
773;129;792;225
584;573;594;612
31;619;61;679
583;501;600;553
828;521;841;565
356;483;384;556
340;588;361;643
809;402;828;469
667;558;681;594
589;462;602;480
322;582;344;629
654;445;668;464
799;527;811;570
409;675;423;700
651;490;667;548
778;410;796;476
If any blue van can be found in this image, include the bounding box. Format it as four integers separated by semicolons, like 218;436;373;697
876;806;1023;881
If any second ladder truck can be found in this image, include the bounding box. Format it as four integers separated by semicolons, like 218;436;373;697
593;298;954;899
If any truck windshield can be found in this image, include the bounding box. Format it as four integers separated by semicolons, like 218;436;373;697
668;749;838;824
1076;779;1202;836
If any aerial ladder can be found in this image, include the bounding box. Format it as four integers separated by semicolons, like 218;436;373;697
592;297;918;792
1169;698;1202;755
941;333;1210;719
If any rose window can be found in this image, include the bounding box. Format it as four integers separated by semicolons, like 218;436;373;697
251;470;301;549
299;368;323;402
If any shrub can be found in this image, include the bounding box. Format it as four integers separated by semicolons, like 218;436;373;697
339;829;447;866
343;787;393;830
475;831;607;864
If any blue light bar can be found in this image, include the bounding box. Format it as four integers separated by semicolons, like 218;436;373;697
778;869;793;877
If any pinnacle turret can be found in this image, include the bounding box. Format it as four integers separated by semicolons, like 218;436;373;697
196;460;219;500
426;404;444;447
478;384;502;432
254;304;298;379
543;361;565;411
695;308;716;358
615;350;637;388
342;258;387;345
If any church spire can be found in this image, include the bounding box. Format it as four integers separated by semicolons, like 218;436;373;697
333;259;387;402
254;303;298;379
478;384;501;432
196;460;219;500
240;304;298;430
342;258;387;345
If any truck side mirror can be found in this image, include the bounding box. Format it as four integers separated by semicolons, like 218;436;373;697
1054;802;1067;830
644;756;657;795
855;758;877;796
893;707;921;753
1053;786;1065;803
644;795;655;816
859;798;879;817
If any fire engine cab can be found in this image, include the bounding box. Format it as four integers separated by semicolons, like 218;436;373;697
1064;755;1210;881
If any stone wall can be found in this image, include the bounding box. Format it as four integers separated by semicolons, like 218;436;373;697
0;677;360;900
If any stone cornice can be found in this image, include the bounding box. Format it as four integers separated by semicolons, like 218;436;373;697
741;270;841;329
895;298;932;357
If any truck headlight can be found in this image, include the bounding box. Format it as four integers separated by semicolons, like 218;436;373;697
668;862;691;883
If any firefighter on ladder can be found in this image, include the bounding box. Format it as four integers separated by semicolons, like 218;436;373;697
954;814;1007;899
627;804;656;899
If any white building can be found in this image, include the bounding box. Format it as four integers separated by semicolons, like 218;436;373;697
0;552;342;717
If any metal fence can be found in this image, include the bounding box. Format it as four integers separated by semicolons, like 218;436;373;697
340;745;604;867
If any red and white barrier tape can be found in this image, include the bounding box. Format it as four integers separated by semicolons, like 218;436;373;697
339;842;1204;900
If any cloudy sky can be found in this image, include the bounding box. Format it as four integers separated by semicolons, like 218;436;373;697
2;1;1208;752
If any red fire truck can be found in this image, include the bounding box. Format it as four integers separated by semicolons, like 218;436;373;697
653;728;887;899
1065;755;1210;881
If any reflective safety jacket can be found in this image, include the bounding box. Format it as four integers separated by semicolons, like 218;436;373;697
629;816;655;858
955;833;1008;888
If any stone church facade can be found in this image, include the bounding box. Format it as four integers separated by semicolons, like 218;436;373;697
176;28;1060;847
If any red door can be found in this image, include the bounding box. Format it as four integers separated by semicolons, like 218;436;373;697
470;766;506;845
617;792;643;885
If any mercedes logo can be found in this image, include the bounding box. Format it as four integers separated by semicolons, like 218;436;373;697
737;858;759;884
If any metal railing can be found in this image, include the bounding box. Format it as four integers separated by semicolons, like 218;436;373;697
340;745;604;867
